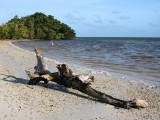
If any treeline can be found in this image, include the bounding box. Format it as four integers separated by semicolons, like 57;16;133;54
0;12;76;40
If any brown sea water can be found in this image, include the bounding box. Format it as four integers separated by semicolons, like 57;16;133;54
13;37;160;86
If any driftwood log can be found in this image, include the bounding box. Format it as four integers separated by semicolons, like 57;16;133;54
25;46;148;109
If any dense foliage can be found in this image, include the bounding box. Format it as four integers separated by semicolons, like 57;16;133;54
0;12;76;40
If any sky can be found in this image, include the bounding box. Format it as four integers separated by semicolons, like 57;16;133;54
0;0;160;37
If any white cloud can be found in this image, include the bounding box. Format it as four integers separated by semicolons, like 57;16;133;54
66;12;84;20
112;11;121;14
93;15;103;24
120;16;130;20
149;23;160;27
108;20;117;24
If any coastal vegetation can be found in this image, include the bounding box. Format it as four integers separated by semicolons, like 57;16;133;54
0;12;76;40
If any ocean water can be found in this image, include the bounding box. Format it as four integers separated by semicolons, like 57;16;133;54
13;37;160;86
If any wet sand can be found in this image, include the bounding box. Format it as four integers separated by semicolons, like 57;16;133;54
0;40;160;120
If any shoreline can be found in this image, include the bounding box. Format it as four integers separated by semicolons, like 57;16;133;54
0;40;160;119
11;40;160;88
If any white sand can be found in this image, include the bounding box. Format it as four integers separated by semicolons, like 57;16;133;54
0;40;160;120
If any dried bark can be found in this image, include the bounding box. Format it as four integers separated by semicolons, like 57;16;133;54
25;46;51;78
34;46;51;74
26;46;148;109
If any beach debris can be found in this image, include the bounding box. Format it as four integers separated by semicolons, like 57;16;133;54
25;46;148;109
133;99;148;108
76;74;94;84
51;41;54;46
34;46;50;73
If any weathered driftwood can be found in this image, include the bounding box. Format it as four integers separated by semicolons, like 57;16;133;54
51;40;54;46
26;46;148;109
34;46;51;74
25;46;51;77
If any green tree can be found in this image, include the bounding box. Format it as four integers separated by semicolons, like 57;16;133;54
55;33;64;40
47;29;56;40
60;23;76;39
8;22;18;39
18;21;28;38
27;18;35;39
0;12;76;40
36;28;46;39
0;24;9;39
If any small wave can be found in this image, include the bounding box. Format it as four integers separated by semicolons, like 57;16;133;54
10;42;64;65
10;42;36;56
10;39;160;88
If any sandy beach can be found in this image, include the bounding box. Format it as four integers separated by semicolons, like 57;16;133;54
0;40;160;120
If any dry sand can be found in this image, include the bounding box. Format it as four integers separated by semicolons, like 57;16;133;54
0;40;160;120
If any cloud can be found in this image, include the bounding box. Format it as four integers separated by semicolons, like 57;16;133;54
93;15;103;24
112;11;121;14
120;16;130;20
108;20;117;24
149;23;160;27
83;22;96;27
66;12;84;20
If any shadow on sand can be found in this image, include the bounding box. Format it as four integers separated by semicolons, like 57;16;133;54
0;73;99;103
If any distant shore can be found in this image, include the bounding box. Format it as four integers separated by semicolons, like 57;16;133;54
0;40;160;120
